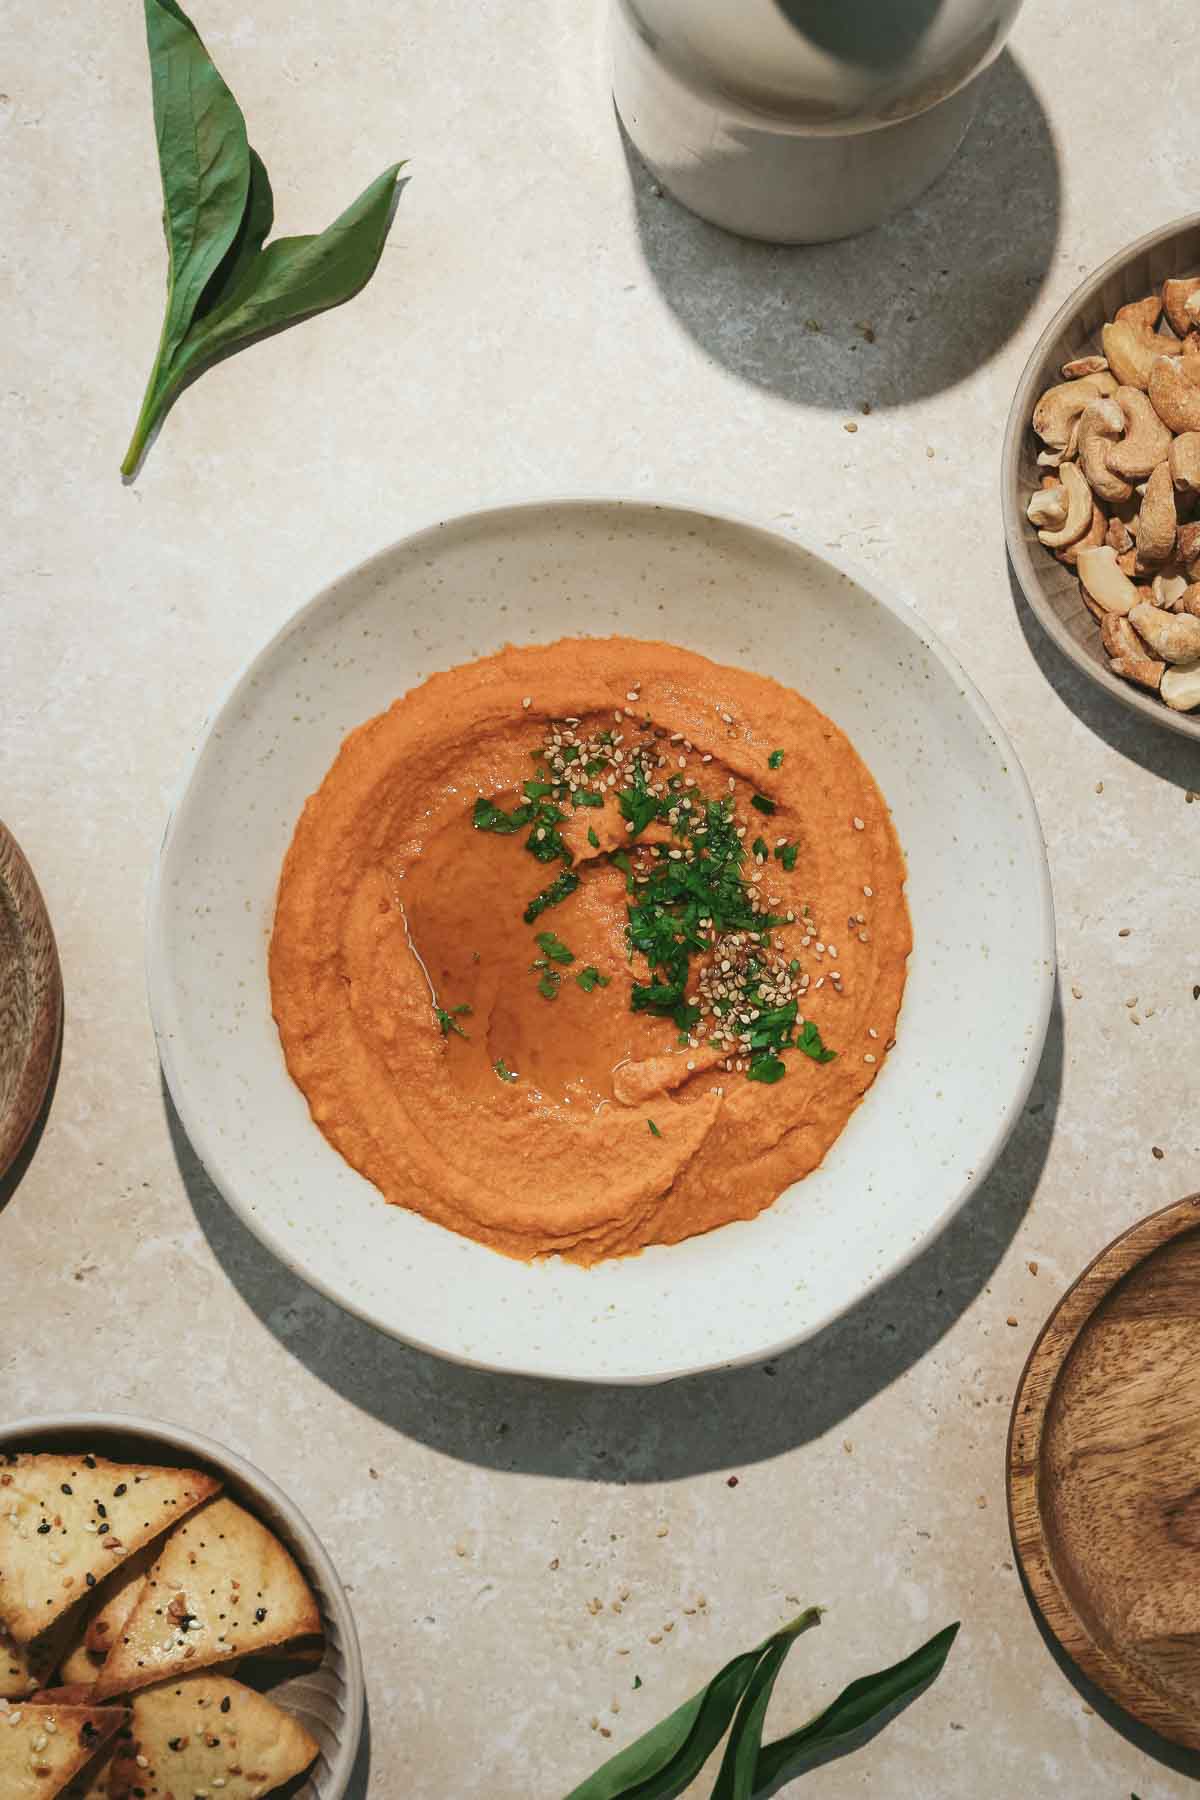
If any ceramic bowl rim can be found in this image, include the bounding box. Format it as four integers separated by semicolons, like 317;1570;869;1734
147;490;1056;1383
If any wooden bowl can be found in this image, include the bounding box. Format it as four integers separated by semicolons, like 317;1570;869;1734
0;823;62;1182
1008;1194;1200;1750
1002;214;1200;744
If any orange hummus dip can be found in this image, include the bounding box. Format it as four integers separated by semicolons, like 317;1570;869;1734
269;637;910;1264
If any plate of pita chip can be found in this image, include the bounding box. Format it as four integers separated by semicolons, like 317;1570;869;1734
0;1416;363;1800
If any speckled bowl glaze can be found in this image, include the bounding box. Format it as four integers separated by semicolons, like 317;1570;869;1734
148;497;1054;1383
0;1412;364;1800
1003;213;1200;743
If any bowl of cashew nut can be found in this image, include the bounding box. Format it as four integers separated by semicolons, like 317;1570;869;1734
1003;213;1200;739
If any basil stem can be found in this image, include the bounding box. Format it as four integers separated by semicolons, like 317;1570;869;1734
564;1614;958;1799
123;0;403;476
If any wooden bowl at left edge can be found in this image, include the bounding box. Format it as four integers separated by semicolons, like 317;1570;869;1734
0;822;63;1181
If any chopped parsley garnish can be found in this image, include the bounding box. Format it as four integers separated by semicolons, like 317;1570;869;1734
647;1119;662;1138
797;1019;836;1063
524;869;580;924
434;1003;471;1039
493;1058;518;1082
535;931;575;965
617;757;668;837
624;795;781;1033
471;791;571;867
526;804;571;863
474;718;837;1083
472;795;525;835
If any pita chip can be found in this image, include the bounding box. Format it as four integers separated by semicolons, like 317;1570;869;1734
107;1672;318;1800
83;1546;155;1657
0;1609;81;1700
94;1498;320;1699
56;1639;104;1690
0;1694;127;1799
59;1739;118;1800
0;1454;221;1644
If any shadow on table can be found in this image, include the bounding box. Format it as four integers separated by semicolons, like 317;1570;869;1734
618;50;1060;411
170;985;1061;1482
1023;1577;1200;1784
0;1012;62;1216
1011;564;1200;792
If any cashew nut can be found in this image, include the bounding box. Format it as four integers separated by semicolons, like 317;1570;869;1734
1101;612;1165;690
1162;277;1200;338
1037;425;1079;469
1076;544;1139;614
1030;461;1092;548
1032;371;1118;450
1181;583;1200;620
1129;601;1200;663
1061;354;1109;380
1106;515;1134;554
1077;398;1133;502
1055;498;1108;566
1152;572;1190;611
1176;522;1200;582
1105;386;1175;479
1133;461;1177;566
1116;294;1163;331
1148;355;1200;433
1102;320;1182;390
1161;660;1200;710
1027;487;1067;529
1168;432;1200;495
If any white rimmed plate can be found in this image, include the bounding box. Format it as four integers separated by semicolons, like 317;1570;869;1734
148;497;1054;1383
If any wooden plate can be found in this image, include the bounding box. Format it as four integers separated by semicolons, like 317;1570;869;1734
0;822;62;1181
1002;212;1200;743
1008;1194;1200;1750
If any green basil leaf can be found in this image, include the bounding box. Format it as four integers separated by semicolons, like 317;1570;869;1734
122;0;249;471
712;1612;822;1800
751;1622;959;1793
171;162;403;382
196;144;275;317
562;1643;772;1800
122;0;403;476
145;0;249;363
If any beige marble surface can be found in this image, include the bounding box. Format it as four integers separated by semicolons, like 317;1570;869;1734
2;1;1199;1794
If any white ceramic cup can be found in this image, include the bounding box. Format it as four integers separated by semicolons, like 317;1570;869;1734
612;0;1023;243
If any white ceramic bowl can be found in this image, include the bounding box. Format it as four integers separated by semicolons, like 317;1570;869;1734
0;1412;364;1799
149;497;1054;1383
